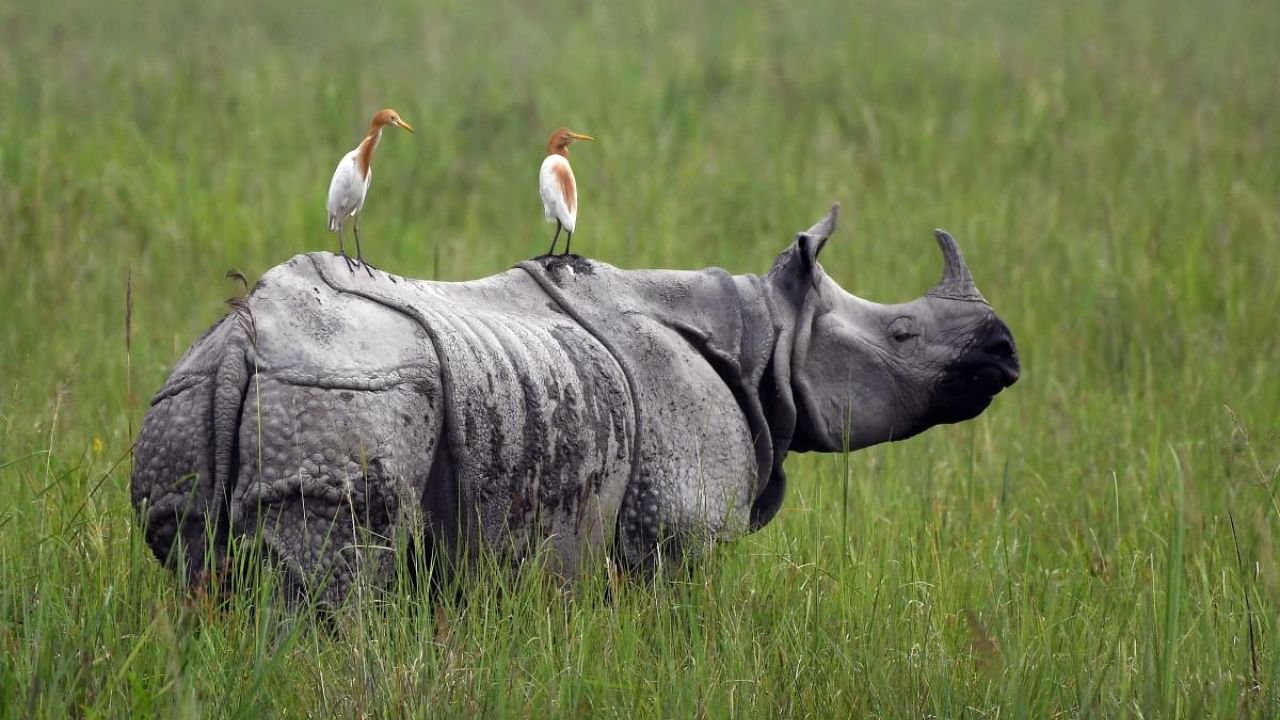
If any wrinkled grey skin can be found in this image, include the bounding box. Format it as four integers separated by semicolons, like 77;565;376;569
131;205;1019;603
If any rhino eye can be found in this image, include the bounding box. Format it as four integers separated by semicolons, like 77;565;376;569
888;317;918;343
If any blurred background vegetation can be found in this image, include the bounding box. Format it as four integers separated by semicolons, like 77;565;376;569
1;0;1278;716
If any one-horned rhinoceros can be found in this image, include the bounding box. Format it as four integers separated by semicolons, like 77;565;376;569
131;205;1019;602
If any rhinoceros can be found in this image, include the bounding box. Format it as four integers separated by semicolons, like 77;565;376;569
130;205;1019;602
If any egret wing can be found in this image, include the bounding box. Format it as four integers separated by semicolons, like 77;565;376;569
538;156;577;231
327;152;365;221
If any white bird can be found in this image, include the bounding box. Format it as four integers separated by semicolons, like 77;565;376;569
539;127;594;256
327;108;415;276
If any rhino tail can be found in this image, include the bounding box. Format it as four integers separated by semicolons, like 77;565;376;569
131;305;255;589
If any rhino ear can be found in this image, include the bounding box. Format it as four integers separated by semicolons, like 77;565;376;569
769;203;840;288
797;202;839;275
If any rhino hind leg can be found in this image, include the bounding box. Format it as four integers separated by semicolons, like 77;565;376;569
229;376;443;606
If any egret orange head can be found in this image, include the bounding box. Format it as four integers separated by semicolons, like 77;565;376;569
371;108;415;134
547;127;594;156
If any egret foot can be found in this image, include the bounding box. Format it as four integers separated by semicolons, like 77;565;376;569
349;222;377;278
338;230;358;274
357;256;398;283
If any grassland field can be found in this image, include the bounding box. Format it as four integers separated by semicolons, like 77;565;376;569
1;0;1279;716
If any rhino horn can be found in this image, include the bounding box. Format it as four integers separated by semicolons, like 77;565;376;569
927;229;987;303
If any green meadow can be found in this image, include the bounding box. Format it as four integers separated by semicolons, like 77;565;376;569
2;0;1279;715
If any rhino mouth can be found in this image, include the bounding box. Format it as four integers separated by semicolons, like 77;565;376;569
967;359;1020;394
930;356;1019;425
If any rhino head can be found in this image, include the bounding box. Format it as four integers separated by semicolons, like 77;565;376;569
766;205;1020;454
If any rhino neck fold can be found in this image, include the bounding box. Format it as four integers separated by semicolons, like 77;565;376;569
763;273;870;454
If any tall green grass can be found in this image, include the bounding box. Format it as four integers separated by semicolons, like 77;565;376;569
2;0;1278;715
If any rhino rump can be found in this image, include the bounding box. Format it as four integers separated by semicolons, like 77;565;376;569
134;255;646;602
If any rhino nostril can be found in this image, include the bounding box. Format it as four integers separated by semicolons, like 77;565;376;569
985;338;1014;359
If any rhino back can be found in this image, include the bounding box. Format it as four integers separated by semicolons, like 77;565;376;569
135;252;762;598
234;254;637;596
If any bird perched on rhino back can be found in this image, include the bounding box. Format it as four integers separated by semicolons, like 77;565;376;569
539;127;594;256
326;108;415;277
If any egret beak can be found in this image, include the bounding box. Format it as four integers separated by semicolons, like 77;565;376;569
396;119;416;133
569;132;594;142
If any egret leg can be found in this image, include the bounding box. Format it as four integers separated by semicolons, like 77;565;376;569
353;216;375;278
547;221;562;256
337;224;357;274
563;230;573;256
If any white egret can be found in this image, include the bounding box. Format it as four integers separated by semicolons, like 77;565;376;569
327;108;414;275
539;127;594;256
